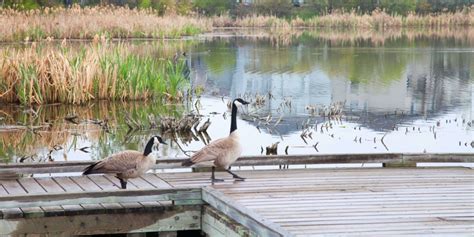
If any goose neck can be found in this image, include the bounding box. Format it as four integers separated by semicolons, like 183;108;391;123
143;138;155;156
230;102;238;134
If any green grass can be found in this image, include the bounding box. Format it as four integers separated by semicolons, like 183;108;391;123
0;43;189;105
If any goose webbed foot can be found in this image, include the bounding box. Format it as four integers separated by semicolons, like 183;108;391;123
226;169;246;181
211;178;225;183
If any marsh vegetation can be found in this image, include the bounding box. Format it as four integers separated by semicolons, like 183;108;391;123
0;5;472;42
0;41;189;104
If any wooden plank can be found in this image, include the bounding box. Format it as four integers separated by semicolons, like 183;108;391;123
101;203;125;214
234;189;474;200
20;206;44;218
236;195;474;205
202;187;293;237
17;179;46;194
70;176;101;191
267;213;474;224
283;221;474;232
142;174;173;189
202;206;256;237
0;188;202;209
139;201;164;212
35;178;65;193
88;175;119;190
241;203;473;212
40;205;64;217
0;185;7;195
0;205;202;235
61;204;84;216
104;175;139;190
403;153;474;163
80;203;105;215
128;176;156;189
255;206;474;217
120;202;145;213
1;180;26;195
53;177;83;192
0;208;23;219
0;153;471;174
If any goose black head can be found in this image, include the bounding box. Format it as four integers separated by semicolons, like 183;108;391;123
144;135;167;156
153;136;167;145
233;98;250;106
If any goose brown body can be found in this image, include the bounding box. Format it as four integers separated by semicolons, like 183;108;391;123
186;131;241;170
182;98;249;182
83;135;166;189
83;150;155;179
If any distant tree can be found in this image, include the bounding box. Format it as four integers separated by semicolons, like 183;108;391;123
138;0;150;8
8;0;40;8
427;0;473;12
255;0;293;17
416;0;432;14
380;0;417;15
194;0;232;15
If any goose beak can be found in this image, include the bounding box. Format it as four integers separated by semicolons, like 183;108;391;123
161;141;168;145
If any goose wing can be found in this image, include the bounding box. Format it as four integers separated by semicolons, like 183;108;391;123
88;150;142;174
190;137;232;164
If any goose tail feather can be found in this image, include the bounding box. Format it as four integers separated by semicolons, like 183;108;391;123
83;162;100;175
181;158;194;167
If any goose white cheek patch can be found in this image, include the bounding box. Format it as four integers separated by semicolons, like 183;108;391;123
234;100;243;106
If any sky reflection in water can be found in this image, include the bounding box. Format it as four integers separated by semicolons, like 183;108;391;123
0;30;472;162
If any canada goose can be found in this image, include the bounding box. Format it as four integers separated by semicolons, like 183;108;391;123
83;136;167;189
182;98;250;182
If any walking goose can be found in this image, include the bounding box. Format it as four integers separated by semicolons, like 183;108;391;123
83;136;167;189
182;98;250;182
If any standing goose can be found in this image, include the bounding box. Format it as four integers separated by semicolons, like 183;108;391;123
83;136;167;189
182;98;250;182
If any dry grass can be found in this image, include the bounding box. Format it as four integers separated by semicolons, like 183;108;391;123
213;7;474;29
0;5;212;42
1;6;472;42
0;41;189;105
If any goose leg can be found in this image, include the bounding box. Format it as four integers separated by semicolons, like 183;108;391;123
117;177;127;189
226;168;246;181
211;167;224;183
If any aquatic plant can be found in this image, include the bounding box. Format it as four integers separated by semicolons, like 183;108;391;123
0;100;186;162
0;42;189;105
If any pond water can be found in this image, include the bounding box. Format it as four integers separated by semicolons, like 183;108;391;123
0;29;473;163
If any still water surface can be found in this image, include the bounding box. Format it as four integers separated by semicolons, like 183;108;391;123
0;29;472;162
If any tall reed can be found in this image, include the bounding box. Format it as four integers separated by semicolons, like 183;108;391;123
0;5;211;42
1;5;472;42
212;7;474;29
0;42;189;105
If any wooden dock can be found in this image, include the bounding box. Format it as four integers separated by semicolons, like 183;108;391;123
0;153;473;236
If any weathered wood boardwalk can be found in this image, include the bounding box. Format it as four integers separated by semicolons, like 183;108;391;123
0;154;473;236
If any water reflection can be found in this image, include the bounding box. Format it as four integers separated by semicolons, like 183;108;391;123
189;30;473;132
0;102;187;162
0;29;472;162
